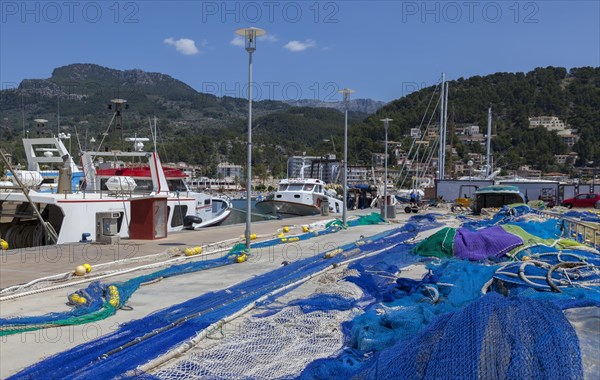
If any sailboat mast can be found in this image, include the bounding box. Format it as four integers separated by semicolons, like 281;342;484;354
486;106;492;177
442;81;449;179
438;73;445;180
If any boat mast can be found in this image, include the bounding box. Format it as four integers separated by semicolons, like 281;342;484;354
437;73;445;180
442;81;449;180
486;106;492;177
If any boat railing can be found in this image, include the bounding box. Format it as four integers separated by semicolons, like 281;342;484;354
52;188;193;200
537;210;600;249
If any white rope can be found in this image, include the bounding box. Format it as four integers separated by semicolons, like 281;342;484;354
127;240;399;376
0;246;232;301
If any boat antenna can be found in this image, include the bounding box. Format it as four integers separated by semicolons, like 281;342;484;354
153;116;158;154
93;99;121;159
57;96;60;137
74;124;83;154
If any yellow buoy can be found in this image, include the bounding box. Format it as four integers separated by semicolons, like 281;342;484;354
184;247;194;256
68;293;87;305
277;232;285;238
1;239;8;250
281;238;288;243
194;246;203;254
302;226;309;233
250;233;257;240
74;265;87;276
108;285;120;307
83;263;92;273
283;226;290;233
236;254;247;263
323;248;343;259
522;256;530;261
288;237;299;242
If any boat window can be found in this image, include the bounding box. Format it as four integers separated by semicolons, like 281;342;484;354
171;205;188;227
167;179;188;192
212;200;225;213
288;184;303;191
315;185;322;193
278;184;288;191
204;199;211;205
303;184;315;192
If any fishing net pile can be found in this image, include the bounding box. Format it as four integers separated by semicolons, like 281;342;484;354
4;209;600;380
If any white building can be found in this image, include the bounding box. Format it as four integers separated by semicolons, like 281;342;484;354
287;155;339;183
529;116;567;131
217;162;244;181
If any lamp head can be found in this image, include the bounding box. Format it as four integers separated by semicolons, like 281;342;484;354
338;88;355;103
380;118;393;129
235;27;266;53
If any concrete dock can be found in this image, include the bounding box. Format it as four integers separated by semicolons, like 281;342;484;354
0;208;435;378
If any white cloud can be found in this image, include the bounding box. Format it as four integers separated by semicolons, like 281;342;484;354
164;37;200;55
283;39;316;52
230;36;245;47
259;34;279;43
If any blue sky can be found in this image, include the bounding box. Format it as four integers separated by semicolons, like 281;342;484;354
1;1;599;102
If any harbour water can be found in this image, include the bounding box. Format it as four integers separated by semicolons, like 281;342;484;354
222;198;276;225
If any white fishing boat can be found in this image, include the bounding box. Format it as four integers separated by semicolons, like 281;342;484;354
256;178;343;216
0;106;231;249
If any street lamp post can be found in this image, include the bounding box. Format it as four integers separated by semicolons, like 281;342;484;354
467;159;474;197
236;27;266;250
338;88;354;226
380;118;393;220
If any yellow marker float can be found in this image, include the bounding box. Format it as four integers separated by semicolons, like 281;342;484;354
68;293;87;305
108;285;120;308
323;248;343;259
185;246;203;256
74;265;87;276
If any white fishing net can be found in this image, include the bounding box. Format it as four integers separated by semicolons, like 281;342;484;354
151;274;363;380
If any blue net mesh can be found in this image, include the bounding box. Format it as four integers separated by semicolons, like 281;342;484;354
7;209;600;380
7;214;438;380
360;293;584;380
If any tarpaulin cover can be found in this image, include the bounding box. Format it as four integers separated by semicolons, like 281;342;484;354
453;226;523;260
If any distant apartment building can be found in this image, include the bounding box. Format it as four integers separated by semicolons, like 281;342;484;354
529;116;567;131
529;116;579;148
410;128;421;139
516;165;542;178
347;165;371;184
217;162;244;181
287;155;340;183
456;125;486;146
372;153;386;168
554;152;579;165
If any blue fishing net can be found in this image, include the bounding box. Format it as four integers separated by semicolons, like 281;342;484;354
360;293;584;380
7;214;440;379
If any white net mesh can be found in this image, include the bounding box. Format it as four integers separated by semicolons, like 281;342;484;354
151;278;362;380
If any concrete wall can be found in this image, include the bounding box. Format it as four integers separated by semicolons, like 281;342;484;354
497;181;560;204
435;180;494;202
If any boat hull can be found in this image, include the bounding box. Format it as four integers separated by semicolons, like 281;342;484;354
255;200;320;217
